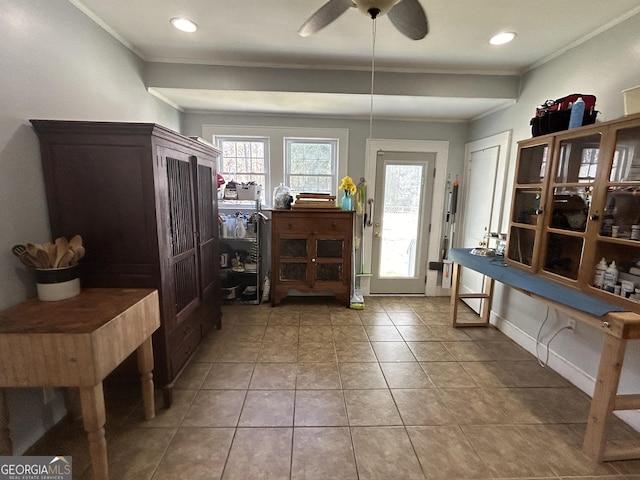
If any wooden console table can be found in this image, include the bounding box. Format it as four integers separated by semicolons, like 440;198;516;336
448;248;640;462
0;288;160;480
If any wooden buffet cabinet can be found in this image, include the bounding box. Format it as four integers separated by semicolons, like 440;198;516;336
31;120;221;406
506;113;640;311
271;209;354;306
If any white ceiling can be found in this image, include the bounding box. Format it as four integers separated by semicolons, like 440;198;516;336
71;0;640;121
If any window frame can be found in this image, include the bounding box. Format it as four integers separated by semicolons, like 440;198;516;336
284;137;339;197
215;135;269;189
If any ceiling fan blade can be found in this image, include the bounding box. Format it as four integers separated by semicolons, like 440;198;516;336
387;0;429;40
298;0;354;37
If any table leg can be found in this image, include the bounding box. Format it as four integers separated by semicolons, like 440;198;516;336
450;262;461;327
79;383;108;480
583;333;627;461
136;337;155;420
0;389;13;455
481;277;494;325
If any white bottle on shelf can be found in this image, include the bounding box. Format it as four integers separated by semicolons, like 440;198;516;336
593;257;607;289
603;260;619;293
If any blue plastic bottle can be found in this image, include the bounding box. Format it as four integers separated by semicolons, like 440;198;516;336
568;97;585;129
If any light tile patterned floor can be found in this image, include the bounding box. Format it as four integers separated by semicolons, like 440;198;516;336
27;296;640;479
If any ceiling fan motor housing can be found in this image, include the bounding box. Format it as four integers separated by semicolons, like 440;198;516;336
354;0;401;17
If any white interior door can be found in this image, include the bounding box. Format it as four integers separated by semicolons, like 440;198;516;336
458;131;512;313
370;151;435;294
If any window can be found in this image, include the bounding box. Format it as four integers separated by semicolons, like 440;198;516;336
216;136;268;188
204;125;349;206
285;138;337;197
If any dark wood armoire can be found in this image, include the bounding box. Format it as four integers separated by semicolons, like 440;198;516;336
31;120;221;406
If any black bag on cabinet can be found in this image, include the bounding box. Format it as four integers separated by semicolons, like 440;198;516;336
530;94;598;137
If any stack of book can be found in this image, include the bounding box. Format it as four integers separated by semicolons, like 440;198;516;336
292;193;338;209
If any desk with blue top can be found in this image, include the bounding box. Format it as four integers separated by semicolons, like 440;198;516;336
448;248;640;462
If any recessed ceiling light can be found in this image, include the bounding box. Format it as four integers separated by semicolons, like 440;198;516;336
489;31;516;46
170;17;197;33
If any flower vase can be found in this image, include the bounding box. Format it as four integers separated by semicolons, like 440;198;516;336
341;191;352;211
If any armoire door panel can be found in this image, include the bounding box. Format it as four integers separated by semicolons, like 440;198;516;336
166;155;196;256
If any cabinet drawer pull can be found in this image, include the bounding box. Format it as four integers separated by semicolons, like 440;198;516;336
590;214;600;221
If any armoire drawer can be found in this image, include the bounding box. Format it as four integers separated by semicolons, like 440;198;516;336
169;313;201;350
170;326;201;376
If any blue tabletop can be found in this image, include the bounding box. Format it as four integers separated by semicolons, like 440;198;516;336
448;248;626;317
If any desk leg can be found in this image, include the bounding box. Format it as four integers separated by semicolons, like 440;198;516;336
480;277;494;326
79;383;108;480
136;337;156;420
583;333;627;461
0;389;13;455
450;262;462;327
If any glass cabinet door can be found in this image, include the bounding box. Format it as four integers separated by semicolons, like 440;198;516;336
541;133;601;281
314;238;345;283
592;124;640;293
278;237;309;282
506;143;549;269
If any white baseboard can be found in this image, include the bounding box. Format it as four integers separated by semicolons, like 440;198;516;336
490;311;640;433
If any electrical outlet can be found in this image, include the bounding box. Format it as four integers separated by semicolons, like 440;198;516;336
567;318;577;333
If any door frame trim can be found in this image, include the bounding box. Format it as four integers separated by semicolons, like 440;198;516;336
363;138;449;296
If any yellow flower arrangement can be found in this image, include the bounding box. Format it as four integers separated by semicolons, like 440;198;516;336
339;175;357;195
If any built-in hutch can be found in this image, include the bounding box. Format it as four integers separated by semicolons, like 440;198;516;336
506;113;640;310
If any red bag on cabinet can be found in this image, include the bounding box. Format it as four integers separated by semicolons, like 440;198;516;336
530;93;598;137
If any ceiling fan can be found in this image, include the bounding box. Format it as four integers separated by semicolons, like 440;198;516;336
299;0;429;40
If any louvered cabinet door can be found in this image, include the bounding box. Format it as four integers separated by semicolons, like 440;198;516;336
195;158;219;302
162;149;200;331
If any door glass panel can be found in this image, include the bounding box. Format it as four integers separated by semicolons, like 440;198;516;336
507;226;536;266
544;233;583;280
601;186;640;238
512;188;542;224
550;187;590;232
315;263;342;281
280;239;306;257
379;163;423;278
280;263;306;281
555;134;601;183
610;126;640;182
316;239;343;258
516;145;548;184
